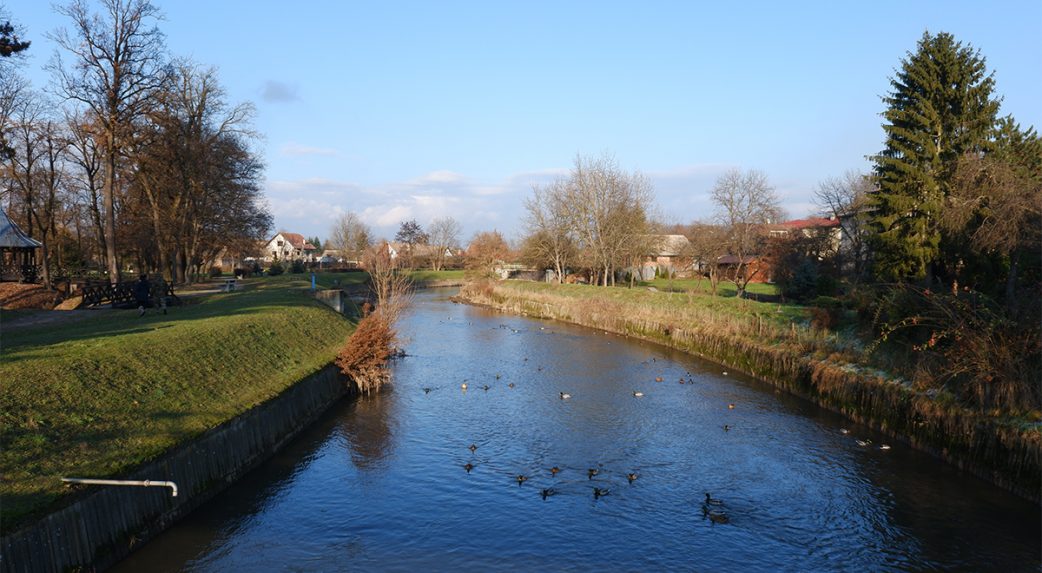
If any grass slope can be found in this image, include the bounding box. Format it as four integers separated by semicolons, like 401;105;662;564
0;276;354;529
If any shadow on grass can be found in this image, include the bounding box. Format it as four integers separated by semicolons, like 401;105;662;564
1;406;205;529
1;280;350;357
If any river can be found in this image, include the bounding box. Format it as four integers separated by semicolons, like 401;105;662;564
111;288;1040;572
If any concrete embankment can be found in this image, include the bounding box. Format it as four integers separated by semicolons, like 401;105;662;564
458;282;1041;503
1;365;356;573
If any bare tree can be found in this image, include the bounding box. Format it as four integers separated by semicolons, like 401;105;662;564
338;242;412;394
815;170;872;281
363;241;411;311
427;216;461;271
564;154;653;286
132;60;258;282
65;111;105;266
51;0;167;283
466;230;510;278
5;92;44;232
523;179;575;283
33;119;68;287
946;134;1042;312
685;222;729;296
0;10;30;160
329;211;372;263
711;168;781;298
5;92;68;287
0;71;26;162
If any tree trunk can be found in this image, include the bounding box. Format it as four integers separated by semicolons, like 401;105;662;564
175;248;186;284
142;180;173;282
87;187;106;271
103;137;119;284
38;238;51;288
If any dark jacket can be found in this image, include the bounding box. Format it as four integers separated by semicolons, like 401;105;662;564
133;278;152;304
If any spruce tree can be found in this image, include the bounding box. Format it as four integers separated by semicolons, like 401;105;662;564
0;21;30;57
870;31;1000;282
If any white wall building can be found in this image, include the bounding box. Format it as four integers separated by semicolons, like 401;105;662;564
263;232;317;262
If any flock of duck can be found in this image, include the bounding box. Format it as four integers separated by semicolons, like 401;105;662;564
458;440;732;522
432;350;747;524
423;319;890;526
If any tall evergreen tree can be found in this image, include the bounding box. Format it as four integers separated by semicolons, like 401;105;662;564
0;20;30;57
1;14;30;160
869;31;1000;283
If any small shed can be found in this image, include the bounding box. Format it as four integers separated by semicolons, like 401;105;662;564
0;207;42;282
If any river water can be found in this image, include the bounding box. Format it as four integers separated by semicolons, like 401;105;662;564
112;288;1040;572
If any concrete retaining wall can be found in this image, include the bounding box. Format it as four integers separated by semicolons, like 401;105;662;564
1;364;355;573
314;288;349;315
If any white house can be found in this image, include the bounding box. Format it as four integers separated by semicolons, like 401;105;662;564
263;232;317;262
386;242;454;261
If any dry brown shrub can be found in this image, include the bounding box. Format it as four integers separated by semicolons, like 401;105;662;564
336;307;399;394
809;307;836;332
338;244;413;394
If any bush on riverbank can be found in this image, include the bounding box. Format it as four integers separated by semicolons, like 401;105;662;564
0;276;354;530
335;306;399;394
336;246;413;394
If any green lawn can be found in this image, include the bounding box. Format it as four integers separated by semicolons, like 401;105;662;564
266;269;465;290
404;269;467;283
0;275;354;529
504;280;810;328
638;277;780;297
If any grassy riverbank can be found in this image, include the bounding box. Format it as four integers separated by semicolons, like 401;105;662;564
459;280;1041;501
638;277;780;298
306;269;466;290
0;275;355;530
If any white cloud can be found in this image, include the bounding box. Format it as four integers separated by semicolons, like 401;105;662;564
267;197;345;223
267;178;368;197
409;170;466;186
260;163;821;243
366;205;415;228
263;169;532;241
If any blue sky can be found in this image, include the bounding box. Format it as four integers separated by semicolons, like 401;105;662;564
8;1;1042;243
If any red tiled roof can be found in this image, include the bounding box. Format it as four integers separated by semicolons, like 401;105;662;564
278;232;317;250
776;217;840;229
717;255;759;265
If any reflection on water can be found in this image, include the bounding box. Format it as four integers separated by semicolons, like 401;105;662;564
111;289;1041;573
342;390;396;470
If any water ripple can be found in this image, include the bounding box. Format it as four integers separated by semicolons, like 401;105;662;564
112;289;1041;573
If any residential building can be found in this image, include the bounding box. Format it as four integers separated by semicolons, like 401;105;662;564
263;232;317;262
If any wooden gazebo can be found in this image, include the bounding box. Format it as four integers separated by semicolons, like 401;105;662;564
0;207;42;282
